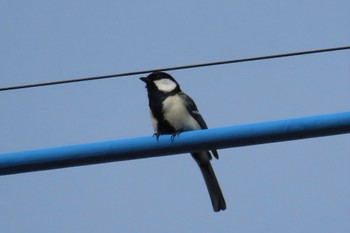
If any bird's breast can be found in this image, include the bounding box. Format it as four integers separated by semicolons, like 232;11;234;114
162;95;201;131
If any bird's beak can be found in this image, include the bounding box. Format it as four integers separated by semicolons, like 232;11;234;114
140;77;149;83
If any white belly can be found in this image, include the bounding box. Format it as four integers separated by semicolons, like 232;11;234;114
162;95;201;131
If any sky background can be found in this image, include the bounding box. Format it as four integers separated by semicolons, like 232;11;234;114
1;1;349;233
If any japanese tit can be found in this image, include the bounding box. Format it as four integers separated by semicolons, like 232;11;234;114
140;71;226;212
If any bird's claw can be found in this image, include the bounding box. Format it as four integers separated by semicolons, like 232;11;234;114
153;132;182;142
170;131;182;142
153;132;161;142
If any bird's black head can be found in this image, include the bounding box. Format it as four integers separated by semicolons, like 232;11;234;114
140;72;181;94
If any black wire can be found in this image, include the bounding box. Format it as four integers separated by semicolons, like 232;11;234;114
1;45;349;92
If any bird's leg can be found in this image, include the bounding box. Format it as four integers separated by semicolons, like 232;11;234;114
153;132;161;142
171;130;183;142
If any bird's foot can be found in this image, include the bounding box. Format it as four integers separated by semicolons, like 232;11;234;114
153;132;161;142
170;131;182;142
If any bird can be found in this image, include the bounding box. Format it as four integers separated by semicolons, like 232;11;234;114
140;71;226;212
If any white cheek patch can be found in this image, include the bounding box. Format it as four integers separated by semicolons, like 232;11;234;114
154;79;177;92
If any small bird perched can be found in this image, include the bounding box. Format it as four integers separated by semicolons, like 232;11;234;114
140;71;226;212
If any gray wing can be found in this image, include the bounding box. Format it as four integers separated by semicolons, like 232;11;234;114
179;92;219;159
178;92;207;129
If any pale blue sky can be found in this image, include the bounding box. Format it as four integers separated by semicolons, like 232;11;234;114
1;1;349;233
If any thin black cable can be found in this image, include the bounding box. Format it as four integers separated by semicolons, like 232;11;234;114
1;45;349;92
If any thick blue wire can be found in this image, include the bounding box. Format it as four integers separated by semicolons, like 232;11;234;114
1;111;350;176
